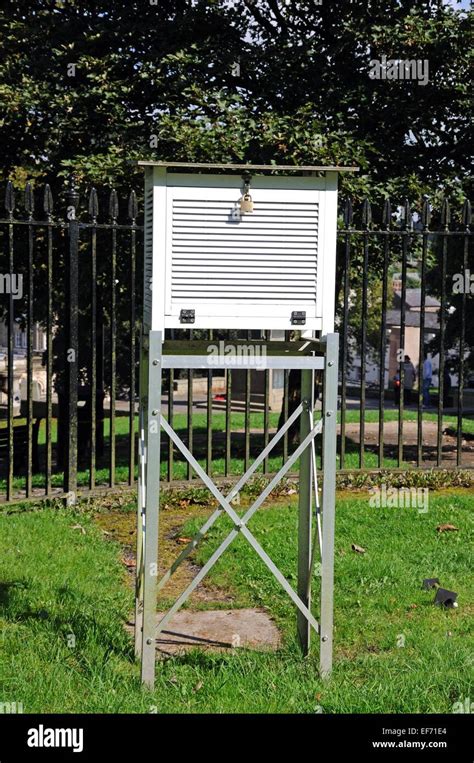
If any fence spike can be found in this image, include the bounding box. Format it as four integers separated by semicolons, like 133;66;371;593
441;197;451;228
43;184;54;217
88;187;99;221
421;198;431;229
5;180;15;215
343;198;353;227
382;198;392;228
128;190;138;221
403;199;412;229
109;188;119;221
461;198;471;228
24;182;35;217
362;198;372;228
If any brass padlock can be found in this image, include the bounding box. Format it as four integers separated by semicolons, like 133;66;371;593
240;192;254;213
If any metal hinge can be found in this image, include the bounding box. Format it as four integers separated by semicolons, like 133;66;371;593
291;311;306;325
179;309;195;324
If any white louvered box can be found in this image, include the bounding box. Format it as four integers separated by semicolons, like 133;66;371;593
139;163;352;333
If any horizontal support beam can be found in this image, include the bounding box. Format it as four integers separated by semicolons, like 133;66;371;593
161;354;325;370
162;339;326;357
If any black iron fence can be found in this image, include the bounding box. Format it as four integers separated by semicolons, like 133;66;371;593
337;196;472;472
0;178;471;503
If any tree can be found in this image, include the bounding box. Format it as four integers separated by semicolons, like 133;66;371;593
0;0;471;452
0;1;470;199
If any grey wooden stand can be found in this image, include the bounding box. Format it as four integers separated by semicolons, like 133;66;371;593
135;333;339;689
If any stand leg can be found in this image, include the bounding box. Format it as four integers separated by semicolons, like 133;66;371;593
134;332;147;658
320;333;338;678
297;370;313;654
140;330;162;689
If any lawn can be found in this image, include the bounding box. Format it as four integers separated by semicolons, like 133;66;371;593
0;489;472;713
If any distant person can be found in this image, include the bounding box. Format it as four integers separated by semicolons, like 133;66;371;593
443;365;452;408
403;355;416;405
422;353;433;407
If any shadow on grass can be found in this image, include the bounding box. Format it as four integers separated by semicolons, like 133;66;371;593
0;425;391;491
0;580;30;606
0;580;135;664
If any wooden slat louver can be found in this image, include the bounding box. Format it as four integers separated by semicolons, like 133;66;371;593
170;199;318;306
143;183;154;330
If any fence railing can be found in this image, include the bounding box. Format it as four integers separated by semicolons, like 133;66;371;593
0;177;471;503
337;197;472;472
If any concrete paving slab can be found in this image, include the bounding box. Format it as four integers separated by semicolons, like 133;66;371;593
154;608;282;657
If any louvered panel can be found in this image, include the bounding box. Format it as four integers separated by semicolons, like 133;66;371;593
173;280;315;287
173;266;316;274
173;228;318;237
173;247;316;254
173;201;318;212
173;254;316;262
143;183;154;330
174;219;317;227
170;197;318;308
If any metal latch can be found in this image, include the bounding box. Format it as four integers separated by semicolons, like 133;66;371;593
291;311;306;325
180;309;195;324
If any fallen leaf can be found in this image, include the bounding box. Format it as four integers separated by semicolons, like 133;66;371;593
122;557;136;568
351;543;366;554
177;537;192;544
436;524;459;532
287;488;297;495
193;681;203;693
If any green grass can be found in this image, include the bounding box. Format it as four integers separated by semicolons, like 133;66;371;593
0;490;472;713
4;407;472;492
3;409;474;442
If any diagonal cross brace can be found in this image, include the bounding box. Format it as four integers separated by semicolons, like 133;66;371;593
157;417;322;637
157;402;305;592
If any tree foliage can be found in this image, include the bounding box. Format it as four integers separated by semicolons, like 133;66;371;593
0;0;470;204
0;0;471;413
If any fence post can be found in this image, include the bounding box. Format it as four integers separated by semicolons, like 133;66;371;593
5;181;15;501
65;176;79;502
